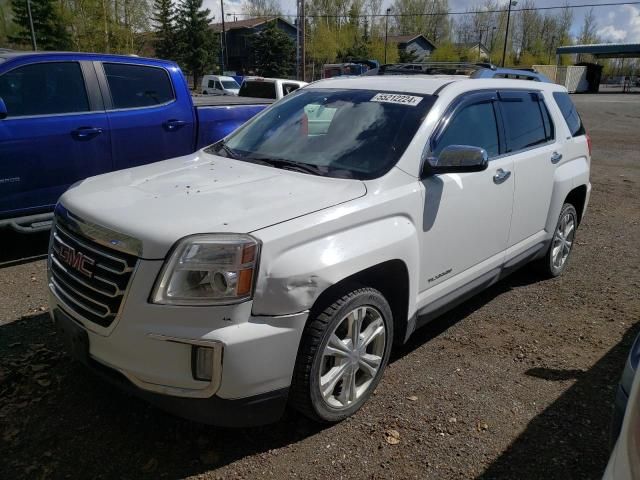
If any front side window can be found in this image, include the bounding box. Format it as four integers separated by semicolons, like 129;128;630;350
432;100;500;158
0;62;89;117
208;88;435;179
500;92;548;152
283;83;300;96
208;79;215;88
103;63;174;109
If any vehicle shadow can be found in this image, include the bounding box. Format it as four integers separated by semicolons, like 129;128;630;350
0;229;50;268
475;325;639;480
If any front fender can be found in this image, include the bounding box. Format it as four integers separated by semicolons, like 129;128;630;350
251;216;420;317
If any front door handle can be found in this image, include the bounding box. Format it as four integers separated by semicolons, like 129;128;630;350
550;151;563;164
493;168;511;184
71;127;103;139
163;119;187;131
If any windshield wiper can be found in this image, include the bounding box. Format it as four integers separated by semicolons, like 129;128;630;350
209;140;240;159
245;156;325;176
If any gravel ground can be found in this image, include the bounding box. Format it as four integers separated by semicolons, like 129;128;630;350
1;94;639;480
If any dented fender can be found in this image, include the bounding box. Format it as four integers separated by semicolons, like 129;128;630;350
251;215;420;317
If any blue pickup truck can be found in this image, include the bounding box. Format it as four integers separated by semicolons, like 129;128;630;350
0;51;272;232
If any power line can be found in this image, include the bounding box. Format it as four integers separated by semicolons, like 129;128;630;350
225;1;640;19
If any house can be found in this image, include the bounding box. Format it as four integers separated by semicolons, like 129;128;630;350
388;35;436;61
210;17;298;74
453;42;491;62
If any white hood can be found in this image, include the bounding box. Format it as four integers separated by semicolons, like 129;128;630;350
60;150;366;258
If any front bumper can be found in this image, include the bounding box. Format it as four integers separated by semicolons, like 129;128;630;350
48;258;309;426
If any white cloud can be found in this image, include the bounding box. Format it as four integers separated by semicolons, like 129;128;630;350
597;25;627;42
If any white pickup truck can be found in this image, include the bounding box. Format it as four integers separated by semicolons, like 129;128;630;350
48;75;591;427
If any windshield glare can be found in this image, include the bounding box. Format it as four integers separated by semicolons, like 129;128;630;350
211;88;434;179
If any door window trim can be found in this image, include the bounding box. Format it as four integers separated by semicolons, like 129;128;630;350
0;60;97;119
496;90;557;156
96;61;177;112
425;90;506;163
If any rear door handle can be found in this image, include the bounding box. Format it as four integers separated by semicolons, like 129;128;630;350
71;127;103;139
551;151;563;164
493;168;511;184
163;119;187;131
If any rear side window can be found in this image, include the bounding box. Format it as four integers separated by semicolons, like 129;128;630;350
0;62;89;117
433;100;500;158
499;92;549;152
239;81;277;99
553;92;585;137
103;63;174;109
207;79;215;88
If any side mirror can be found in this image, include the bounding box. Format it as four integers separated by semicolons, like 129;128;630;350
422;145;489;177
0;98;7;120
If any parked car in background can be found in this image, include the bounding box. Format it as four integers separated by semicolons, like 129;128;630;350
0;52;272;232
604;331;640;479
201;75;241;95
48;75;591;427
238;77;307;100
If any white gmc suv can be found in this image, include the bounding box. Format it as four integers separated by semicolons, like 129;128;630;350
48;76;591;426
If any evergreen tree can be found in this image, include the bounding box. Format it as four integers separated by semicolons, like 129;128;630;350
251;21;295;77
175;0;216;88
398;47;418;63
152;0;176;60
9;0;70;50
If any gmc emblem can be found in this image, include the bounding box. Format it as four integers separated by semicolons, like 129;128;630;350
58;244;95;278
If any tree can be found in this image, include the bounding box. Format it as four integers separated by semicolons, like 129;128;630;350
152;0;176;60
251;21;295;77
398;47;418;63
9;0;71;49
175;0;216;88
243;0;280;17
578;8;598;44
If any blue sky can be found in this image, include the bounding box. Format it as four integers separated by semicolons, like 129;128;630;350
204;0;640;43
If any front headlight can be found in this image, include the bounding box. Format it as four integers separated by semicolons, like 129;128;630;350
152;234;261;305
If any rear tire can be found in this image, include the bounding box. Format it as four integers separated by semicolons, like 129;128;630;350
289;287;393;423
535;203;578;277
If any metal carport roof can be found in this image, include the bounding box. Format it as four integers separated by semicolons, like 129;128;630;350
556;43;640;58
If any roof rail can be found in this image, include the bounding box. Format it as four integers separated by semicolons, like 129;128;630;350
365;62;497;76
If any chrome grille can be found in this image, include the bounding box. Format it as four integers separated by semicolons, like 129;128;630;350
49;214;138;328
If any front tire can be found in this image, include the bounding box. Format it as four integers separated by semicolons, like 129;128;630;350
536;203;578;277
290;287;393;423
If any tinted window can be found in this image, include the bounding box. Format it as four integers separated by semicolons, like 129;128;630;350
553;91;585;137
433;101;500;158
239;81;277;99
0;62;89;117
282;83;300;96
103;63;174;109
209;89;435;180
539;100;555;142
500;92;548;152
208;79;215;88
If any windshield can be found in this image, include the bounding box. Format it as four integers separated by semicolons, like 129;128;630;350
207;88;435;179
222;80;240;89
239;81;277;99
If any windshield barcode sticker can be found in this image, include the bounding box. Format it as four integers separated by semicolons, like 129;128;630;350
371;93;423;106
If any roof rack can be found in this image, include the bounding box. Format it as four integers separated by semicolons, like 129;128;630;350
365;62;497;76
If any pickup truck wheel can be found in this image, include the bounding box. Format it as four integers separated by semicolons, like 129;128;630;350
290;288;393;423
537;203;578;277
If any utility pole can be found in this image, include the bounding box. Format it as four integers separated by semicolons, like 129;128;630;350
301;0;305;81
220;0;227;74
26;0;37;51
501;0;517;67
384;8;390;64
